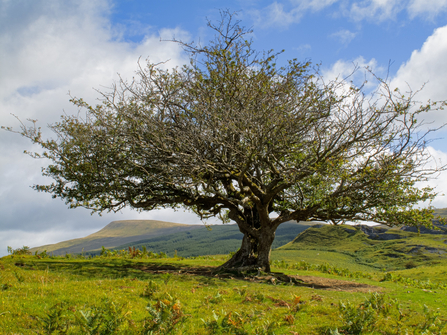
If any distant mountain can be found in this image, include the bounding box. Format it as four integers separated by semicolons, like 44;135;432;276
30;209;447;259
434;208;447;219
96;221;315;258
30;220;203;255
30;220;314;256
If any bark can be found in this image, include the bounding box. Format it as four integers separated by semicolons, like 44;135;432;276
217;226;275;273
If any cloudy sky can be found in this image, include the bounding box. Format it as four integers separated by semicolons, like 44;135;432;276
1;0;447;256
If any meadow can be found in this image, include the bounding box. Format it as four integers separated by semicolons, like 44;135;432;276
1;243;447;334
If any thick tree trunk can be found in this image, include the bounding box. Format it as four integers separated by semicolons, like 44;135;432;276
217;227;275;273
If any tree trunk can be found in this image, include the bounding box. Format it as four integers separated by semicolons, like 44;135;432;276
217;227;275;273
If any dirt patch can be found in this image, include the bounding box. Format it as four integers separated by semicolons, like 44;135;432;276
136;265;381;293
289;275;382;292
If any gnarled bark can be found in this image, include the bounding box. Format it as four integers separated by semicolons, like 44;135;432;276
217;223;275;273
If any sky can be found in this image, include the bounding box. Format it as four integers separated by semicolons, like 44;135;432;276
1;0;447;256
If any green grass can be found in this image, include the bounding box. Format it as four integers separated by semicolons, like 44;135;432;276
1;251;447;334
278;224;447;272
4;222;447;334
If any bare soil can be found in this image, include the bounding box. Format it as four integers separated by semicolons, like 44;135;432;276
137;264;381;292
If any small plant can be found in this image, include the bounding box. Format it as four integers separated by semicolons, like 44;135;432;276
13;271;25;283
142;280;160;299
143;294;185;334
161;273;172;285
337;301;377;335
253;319;281;335
418;304;447;333
128;246;141;258
405;260;418;269
39;302;71;334
7;245;31;255
207;291;225;304
35;249;48;259
75;299;131;335
202;310;248;335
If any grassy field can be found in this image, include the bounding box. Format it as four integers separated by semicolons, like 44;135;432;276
1;248;447;334
4;222;447;334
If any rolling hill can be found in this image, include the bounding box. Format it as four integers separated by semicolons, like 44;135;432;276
30;220;315;257
274;223;447;271
30;208;447;260
29;220;204;255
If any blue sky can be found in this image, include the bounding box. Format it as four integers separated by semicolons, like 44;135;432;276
1;0;447;256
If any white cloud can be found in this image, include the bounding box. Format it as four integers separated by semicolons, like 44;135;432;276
0;0;195;256
390;25;447;125
348;0;403;21
408;0;447;19
254;0;447;28
323;26;447;210
417;146;447;209
330;29;357;45
322;56;382;92
253;0;339;28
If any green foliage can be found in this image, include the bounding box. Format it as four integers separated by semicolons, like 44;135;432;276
142;280;160;299
142;294;185;334
278;223;447;271
271;259;373;280
75;299;132;335
8;11;447;271
98;246;168;259
202;310;249;334
381;272;447;290
39;302;71;334
7;245;31;255
329;293;447;335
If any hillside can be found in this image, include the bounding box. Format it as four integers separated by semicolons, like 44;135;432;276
92;221;314;257
276;223;447;271
31;220;315;256
30;220;203;255
434;207;447;218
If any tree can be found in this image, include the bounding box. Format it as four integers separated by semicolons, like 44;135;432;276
6;11;447;272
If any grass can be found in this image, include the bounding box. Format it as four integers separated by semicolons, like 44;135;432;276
279;224;447;272
1;250;447;334
4;223;447;334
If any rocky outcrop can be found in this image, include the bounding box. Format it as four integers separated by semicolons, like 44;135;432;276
409;245;446;255
356;225;406;240
400;224;447;235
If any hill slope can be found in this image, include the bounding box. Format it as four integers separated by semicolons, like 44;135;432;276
99;221;314;257
31;220;315;256
30;220;203;255
276;224;447;271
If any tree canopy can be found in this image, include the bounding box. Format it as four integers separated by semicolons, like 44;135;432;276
8;11;447;271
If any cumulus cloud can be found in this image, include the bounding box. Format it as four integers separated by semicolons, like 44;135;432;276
322;56;383;93
416;146;447;209
348;0;403;21
390;25;447;125
322;26;447;209
253;0;447;28
0;0;202;256
252;0;339;28
330;29;357;46
408;0;447;19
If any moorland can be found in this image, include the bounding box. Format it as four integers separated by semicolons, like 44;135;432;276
1;214;447;334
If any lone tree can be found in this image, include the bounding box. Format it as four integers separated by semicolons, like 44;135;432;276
7;12;446;272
